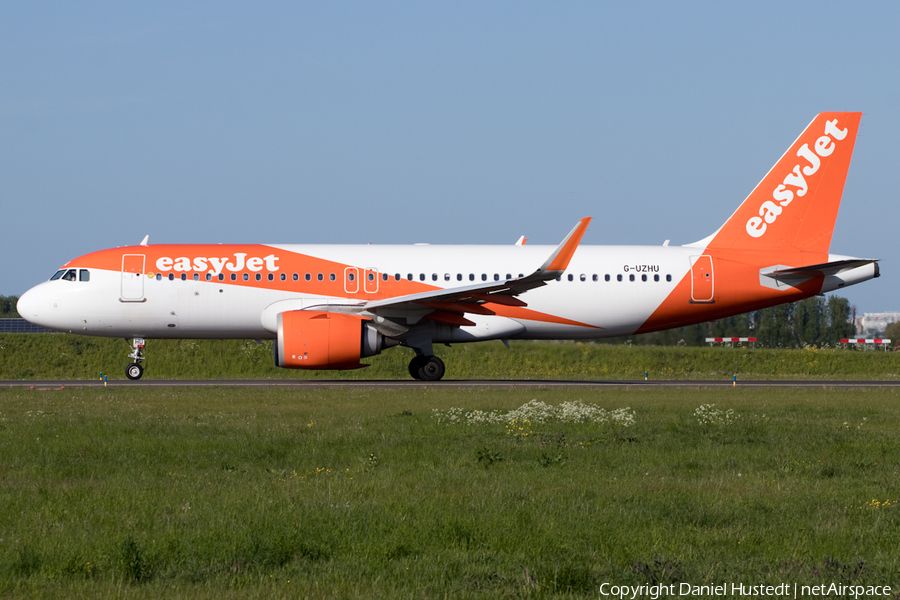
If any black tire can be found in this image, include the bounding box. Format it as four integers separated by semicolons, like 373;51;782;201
418;356;445;381
126;363;143;380
408;356;427;380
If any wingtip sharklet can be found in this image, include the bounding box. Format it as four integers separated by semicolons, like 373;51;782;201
541;217;591;274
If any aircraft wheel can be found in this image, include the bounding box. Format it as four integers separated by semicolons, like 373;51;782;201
418;356;445;381
408;356;427;380
126;363;144;380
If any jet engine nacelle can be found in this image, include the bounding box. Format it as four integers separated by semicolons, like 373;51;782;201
275;310;390;370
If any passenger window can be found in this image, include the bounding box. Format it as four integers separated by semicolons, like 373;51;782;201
394;274;401;281
382;273;388;281
469;274;475;281
181;273;187;281
205;274;212;281
242;273;249;281
79;269;90;282
50;269;66;281
256;274;262;281
156;273;162;280
617;274;623;282
629;274;635;282
555;276;561;282
218;274;224;281
481;274;487;281
231;274;237;281
592;274;598;282
348;272;355;282
369;273;375;282
280;273;285;281
493;274;500;281
518;274;524;278
62;269;77;281
194;273;200;281
567;274;573;282
666;274;672;282
444;273;451;281
605;274;610;281
432;274;438;281
419;274;426;281
580;274;586;282
329;273;336;281
408;274;414;281
317;274;323;281
168;273;175;281
457;274;462;281
654;274;659;282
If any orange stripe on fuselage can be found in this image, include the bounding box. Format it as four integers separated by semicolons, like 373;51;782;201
635;249;825;334
487;304;601;329
65;244;433;301
65;244;600;329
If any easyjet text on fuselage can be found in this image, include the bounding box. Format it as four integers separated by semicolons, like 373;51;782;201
155;252;280;275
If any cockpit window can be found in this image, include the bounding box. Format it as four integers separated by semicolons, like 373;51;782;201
79;269;90;282
50;269;66;281
61;269;77;282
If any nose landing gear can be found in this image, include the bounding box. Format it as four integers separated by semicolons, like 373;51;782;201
126;337;146;380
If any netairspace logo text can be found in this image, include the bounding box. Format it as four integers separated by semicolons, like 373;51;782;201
599;582;893;599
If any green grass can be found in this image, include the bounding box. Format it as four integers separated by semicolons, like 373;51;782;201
0;386;898;598
1;334;898;380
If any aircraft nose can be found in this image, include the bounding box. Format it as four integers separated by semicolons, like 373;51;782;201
17;287;43;324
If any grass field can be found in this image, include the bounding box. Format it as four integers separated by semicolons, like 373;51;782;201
1;334;898;381
0;385;898;598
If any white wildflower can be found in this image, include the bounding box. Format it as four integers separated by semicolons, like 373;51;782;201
694;403;739;426
433;400;635;427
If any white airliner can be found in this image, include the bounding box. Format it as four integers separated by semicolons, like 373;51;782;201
17;112;878;381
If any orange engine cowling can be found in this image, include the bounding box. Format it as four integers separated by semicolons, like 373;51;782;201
275;310;388;370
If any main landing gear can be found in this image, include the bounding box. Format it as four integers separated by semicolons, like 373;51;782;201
126;337;146;380
408;355;445;381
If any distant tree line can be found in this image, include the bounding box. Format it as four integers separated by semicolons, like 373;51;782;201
883;321;900;342
0;295;20;318
598;296;856;348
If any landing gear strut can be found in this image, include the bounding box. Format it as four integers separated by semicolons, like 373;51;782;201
408;355;445;381
126;337;146;380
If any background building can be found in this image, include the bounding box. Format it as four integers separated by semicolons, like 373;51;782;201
855;312;900;337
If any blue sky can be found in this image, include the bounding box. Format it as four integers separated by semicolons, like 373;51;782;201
3;2;897;312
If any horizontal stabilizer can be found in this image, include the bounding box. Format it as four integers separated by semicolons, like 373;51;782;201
763;259;878;278
759;258;879;292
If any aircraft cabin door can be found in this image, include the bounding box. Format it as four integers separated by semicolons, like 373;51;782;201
690;255;714;303
121;254;146;302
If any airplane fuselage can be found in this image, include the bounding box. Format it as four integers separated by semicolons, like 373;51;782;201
20;243;876;342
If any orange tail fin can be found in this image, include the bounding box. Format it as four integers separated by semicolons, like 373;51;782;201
702;112;861;253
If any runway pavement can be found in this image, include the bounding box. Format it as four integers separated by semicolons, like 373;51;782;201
2;379;900;389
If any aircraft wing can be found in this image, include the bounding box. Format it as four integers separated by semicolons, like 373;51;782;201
360;217;591;324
